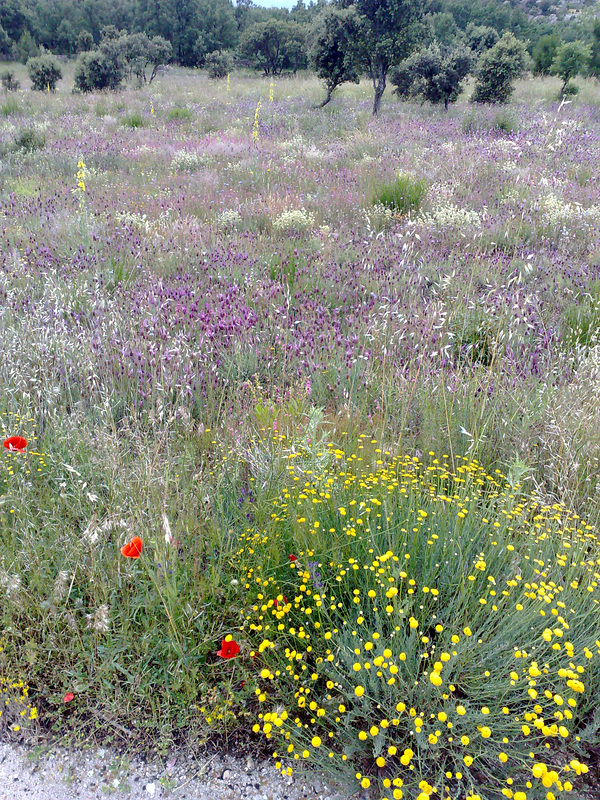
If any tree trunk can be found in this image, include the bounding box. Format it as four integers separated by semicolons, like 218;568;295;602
372;60;386;116
316;86;334;108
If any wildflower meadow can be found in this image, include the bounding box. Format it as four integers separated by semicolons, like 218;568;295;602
1;64;600;799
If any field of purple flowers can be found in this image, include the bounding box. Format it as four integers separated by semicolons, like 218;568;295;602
1;71;600;506
1;67;600;796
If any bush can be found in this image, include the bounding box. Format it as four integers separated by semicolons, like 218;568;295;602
372;174;427;216
391;44;472;111
272;208;315;236
74;49;124;92
122;111;145;128
471;32;528;105
492;109;518;133
465;22;499;54
0;97;20;116
551;41;591;98
1;70;20;91
205;50;233;79
532;33;560;77
76;30;94;53
167;106;193;121
171;150;201;171
13;126;46;152
238;444;599;800
26;54;62;92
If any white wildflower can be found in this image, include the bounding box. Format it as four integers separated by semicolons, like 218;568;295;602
162;512;173;545
53;570;70;602
272;208;315;236
87;604;110;633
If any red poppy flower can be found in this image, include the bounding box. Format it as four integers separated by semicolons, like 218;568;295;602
120;536;143;558
288;554;297;562
63;692;74;703
3;436;27;452
216;638;240;659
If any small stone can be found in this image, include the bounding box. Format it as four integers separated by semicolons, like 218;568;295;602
221;769;232;780
146;782;156;796
246;756;255;771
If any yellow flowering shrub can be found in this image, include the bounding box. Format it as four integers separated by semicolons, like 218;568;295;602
237;440;598;800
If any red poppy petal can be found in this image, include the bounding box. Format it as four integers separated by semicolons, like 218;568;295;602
3;436;27;451
63;692;74;703
130;537;143;556
217;639;240;659
121;537;143;558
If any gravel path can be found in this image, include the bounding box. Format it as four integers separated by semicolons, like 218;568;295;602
0;741;351;800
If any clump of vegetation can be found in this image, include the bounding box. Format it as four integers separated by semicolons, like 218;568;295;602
310;7;361;108
391;43;472;111
492;109;518;133
121;111;145;128
205;50;233;79
26;53;61;92
551;41;591;98
74;28;171;92
0;97;21;116
167;106;194;121
0;668;38;740
532;32;560;77
372;174;427;216
1;69;20;91
13;126;46;152
272;208;315;236
238;442;597;799
471;32;528;104
171;149;201;171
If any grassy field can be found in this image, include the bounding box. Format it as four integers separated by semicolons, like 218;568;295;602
1;64;600;799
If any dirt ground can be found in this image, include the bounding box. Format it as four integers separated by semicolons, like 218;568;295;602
0;740;349;800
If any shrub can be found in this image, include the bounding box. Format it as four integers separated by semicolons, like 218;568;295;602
26;54;62;92
13;126;46;152
551;41;591;98
471;32;528;104
372;174;428;216
74;49;124;92
216;209;242;230
0;672;38;740
205;50;233;79
76;30;94;53
171;150;201;171
272;208;315;236
492;109;518;133
1;70;20;91
532;33;560;77
167;106;194;121
0;97;20;116
391;44;472;111
121;111;145;128
238;444;599;800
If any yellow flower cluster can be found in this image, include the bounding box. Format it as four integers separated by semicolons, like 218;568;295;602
236;438;600;800
0;667;38;733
